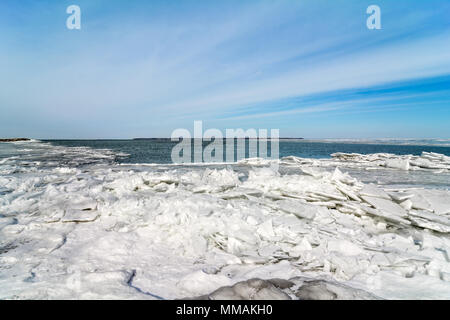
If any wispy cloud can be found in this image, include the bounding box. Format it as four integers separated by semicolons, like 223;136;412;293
1;0;449;138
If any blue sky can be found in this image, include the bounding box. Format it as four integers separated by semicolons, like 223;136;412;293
1;0;449;139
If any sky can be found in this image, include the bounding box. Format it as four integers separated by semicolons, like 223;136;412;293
1;0;450;139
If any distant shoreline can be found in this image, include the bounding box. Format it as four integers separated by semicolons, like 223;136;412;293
0;138;30;142
133;137;304;140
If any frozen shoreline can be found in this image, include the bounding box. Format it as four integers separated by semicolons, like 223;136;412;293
0;140;449;299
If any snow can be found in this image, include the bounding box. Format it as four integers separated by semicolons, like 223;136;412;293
0;140;449;299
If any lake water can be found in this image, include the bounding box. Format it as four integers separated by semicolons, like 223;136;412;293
44;139;450;164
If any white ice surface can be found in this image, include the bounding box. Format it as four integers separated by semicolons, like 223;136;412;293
0;141;449;299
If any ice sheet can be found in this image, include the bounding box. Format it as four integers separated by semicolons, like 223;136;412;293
0;141;449;299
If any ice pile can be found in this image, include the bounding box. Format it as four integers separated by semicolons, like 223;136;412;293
330;151;450;171
0;141;449;299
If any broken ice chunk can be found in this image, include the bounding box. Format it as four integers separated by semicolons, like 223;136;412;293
68;199;98;211
62;209;99;223
384;159;410;170
257;219;275;240
419;190;450;215
361;196;408;218
408;216;450;233
327;239;364;256
408;191;433;211
220;188;263;200
258;245;280;257
399;199;413;210
360;184;391;200
277;200;317;220
388;192;415;203
331;167;358;185
307;191;347;202
408;210;450;233
361;206;411;225
289;238;313;257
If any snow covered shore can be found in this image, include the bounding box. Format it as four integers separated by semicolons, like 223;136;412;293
0;141;449;299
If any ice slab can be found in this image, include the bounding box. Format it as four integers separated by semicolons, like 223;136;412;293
385;159;410;170
360;184;391;200
61;209;99;223
361;196;408;218
277;200;316;220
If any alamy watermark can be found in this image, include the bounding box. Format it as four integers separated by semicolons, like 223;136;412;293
171;121;279;169
66;5;81;30
366;5;381;30
65;4;381;31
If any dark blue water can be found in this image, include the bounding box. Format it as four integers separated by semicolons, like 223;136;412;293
45;139;450;164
